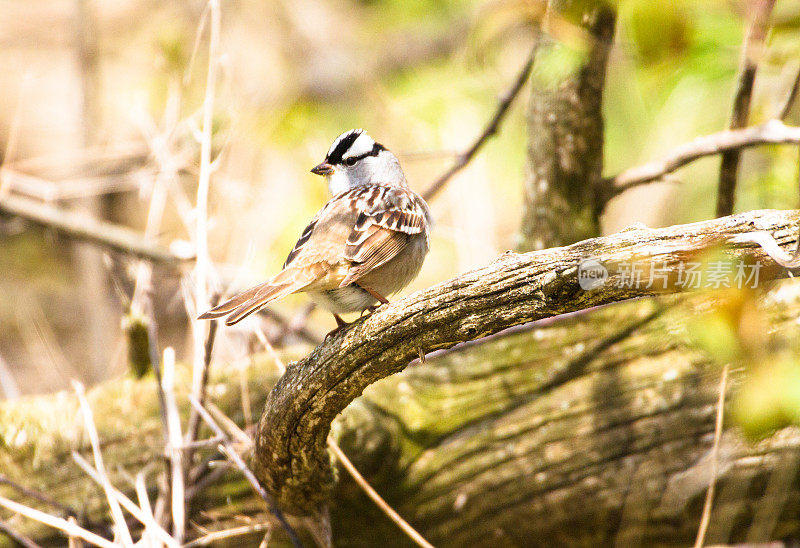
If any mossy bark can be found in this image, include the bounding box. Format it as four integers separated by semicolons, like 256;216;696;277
3;211;800;546
4;285;800;546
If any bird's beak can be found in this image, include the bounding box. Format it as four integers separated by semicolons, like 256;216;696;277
310;162;334;176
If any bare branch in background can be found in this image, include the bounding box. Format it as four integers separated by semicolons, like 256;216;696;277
420;44;537;201
0;194;191;265
777;65;800;121
0;495;115;548
604;120;800;204
716;0;776;217
0;475;78;519
252;208;800;514
185;312;219;460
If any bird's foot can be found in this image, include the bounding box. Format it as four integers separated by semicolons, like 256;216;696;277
325;314;349;340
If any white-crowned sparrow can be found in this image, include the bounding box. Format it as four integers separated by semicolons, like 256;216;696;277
199;129;432;327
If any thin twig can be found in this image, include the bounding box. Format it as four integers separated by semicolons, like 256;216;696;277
0;495;115;548
421;44;537;201
71;452;179;548
778;64;800;121
186;311;219;448
253;327;287;375
0;474;77;518
272;302;318;346
716;0;776;217
262;307;323;346
189;0;220;480
605;120;800;202
0;194;191;264
66;516;81;548
73;381;134;547
694;363;730;548
161;347;186;544
0;519;42;548
134;470;159;548
187;396;304;548
327;437;434;548
258;528;273;548
206;401;251;446
183;522;272;547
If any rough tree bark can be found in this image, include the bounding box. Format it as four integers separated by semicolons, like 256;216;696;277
252;209;800;519
518;0;616;251
3;210;800;547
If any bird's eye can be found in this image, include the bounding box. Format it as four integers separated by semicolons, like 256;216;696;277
344;157;357;167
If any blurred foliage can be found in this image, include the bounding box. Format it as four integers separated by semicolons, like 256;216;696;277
684;252;800;440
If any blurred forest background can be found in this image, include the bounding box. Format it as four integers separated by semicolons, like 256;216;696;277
4;0;800;546
2;0;799;396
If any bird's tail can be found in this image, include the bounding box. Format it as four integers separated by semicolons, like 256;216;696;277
198;268;317;326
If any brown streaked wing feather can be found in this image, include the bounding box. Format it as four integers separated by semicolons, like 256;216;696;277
339;186;427;287
340;225;409;287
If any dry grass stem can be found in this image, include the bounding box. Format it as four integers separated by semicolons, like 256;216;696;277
694;363;730;548
161;347;186;544
135;470;160;547
189;0;221;469
187;396;303;548
71;452;178;548
0;495;115;548
182;522;272;547
72;381;133;547
327;437;434;548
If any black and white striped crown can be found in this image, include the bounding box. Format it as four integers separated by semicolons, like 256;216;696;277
325;129;385;165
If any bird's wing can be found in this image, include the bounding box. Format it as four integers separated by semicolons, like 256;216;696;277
339;185;429;288
198;184;429;324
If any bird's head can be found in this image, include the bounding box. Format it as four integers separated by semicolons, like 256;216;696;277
311;129;405;194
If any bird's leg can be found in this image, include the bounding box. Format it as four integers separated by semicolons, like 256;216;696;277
357;285;389;305
325;313;349;339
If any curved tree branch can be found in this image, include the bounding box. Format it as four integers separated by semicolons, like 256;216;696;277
252;208;800;514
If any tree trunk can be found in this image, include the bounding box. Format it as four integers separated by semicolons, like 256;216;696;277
518;1;616;251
